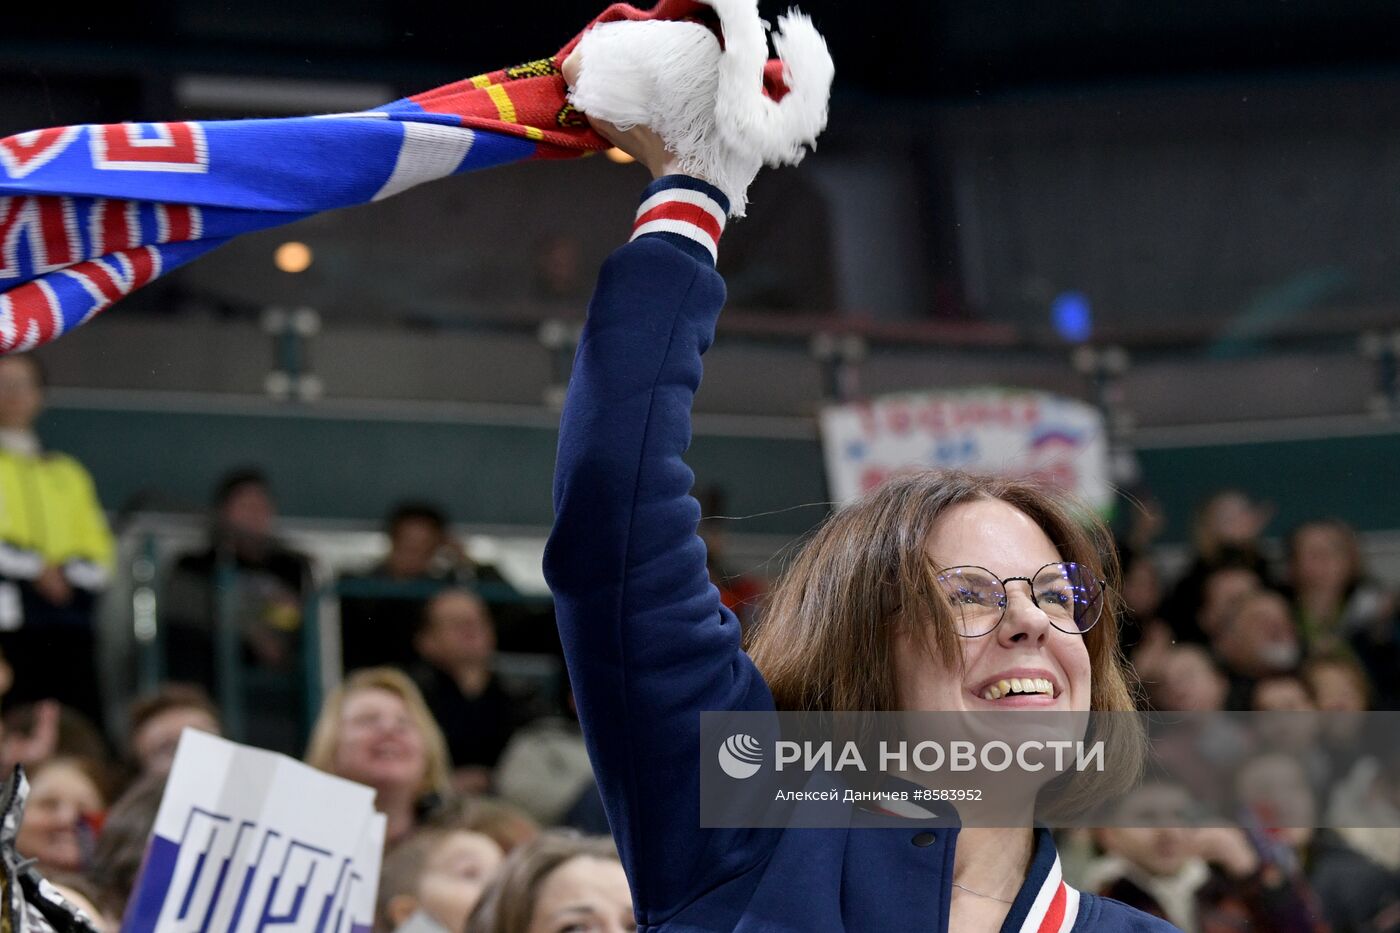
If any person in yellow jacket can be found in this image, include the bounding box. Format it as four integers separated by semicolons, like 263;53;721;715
0;353;113;722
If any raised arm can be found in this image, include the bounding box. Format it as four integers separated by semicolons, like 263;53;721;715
542;166;776;921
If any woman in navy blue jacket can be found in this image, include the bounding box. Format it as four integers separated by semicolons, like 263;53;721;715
542;109;1180;932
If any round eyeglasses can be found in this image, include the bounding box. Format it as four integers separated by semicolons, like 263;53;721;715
933;562;1106;637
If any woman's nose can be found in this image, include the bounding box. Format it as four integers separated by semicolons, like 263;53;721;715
998;583;1051;642
374;716;411;735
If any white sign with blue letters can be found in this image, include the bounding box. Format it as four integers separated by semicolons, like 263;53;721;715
122;730;385;933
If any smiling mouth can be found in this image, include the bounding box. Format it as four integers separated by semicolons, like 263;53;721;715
978;677;1056;701
370;744;408;759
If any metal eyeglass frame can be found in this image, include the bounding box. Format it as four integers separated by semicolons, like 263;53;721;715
932;561;1107;637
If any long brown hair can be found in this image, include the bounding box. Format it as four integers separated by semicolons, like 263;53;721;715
745;470;1142;813
746;469;1136;715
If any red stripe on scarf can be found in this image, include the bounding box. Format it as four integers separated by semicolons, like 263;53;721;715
1037;882;1066;933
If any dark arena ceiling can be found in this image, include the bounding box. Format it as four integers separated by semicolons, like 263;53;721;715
6;0;1400;112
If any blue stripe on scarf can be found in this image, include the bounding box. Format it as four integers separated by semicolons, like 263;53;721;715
0;106;543;352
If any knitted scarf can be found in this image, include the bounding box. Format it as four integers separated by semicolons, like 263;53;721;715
0;1;722;355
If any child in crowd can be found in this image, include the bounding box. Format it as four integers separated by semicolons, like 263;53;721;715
15;756;106;875
125;684;221;780
377;827;504;933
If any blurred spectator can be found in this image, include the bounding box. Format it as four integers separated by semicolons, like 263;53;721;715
1303;654;1372;712
1251;675;1316;713
433;796;541;856
1118;547;1168;653
411;590;523;795
305;667;453;847
2;702;109;777
1162;490;1273;644
1286;520;1392;648
1285;520;1400;709
161;467;311;753
530;233;588;303
1301;654;1370;778
1119;547;1177;693
1235;753;1400;932
1148;646;1251;810
1153;645;1229;712
125;684;221;781
0;352;114;724
1086;778;1323;932
1211;590;1302;710
466;832;630;933
376;827;503;933
16;756;106;875
88;774;165;922
340;502;477;672
1195;490;1275;565
0;699;60;772
494;678;596;829
1327;740;1400;875
1194;563;1266;645
1249;675;1330;797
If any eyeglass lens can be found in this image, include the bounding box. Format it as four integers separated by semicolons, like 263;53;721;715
935;563;1103;636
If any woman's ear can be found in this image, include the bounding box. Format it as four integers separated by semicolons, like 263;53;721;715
387;894;420;928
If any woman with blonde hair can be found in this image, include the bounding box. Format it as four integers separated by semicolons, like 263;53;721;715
305;667;452;847
541;67;1176;930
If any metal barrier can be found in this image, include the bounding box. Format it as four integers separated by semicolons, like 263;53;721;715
109;520;557;753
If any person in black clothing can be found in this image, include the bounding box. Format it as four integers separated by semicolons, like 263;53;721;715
340;501;520;672
1160;489;1273;645
340;501;466;672
160;468;310;753
411;588;521;795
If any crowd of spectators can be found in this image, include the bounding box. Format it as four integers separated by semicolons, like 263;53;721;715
0;671;622;931
2;343;1399;930
1089;489;1400;932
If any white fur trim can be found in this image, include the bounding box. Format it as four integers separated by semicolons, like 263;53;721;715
568;2;833;217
